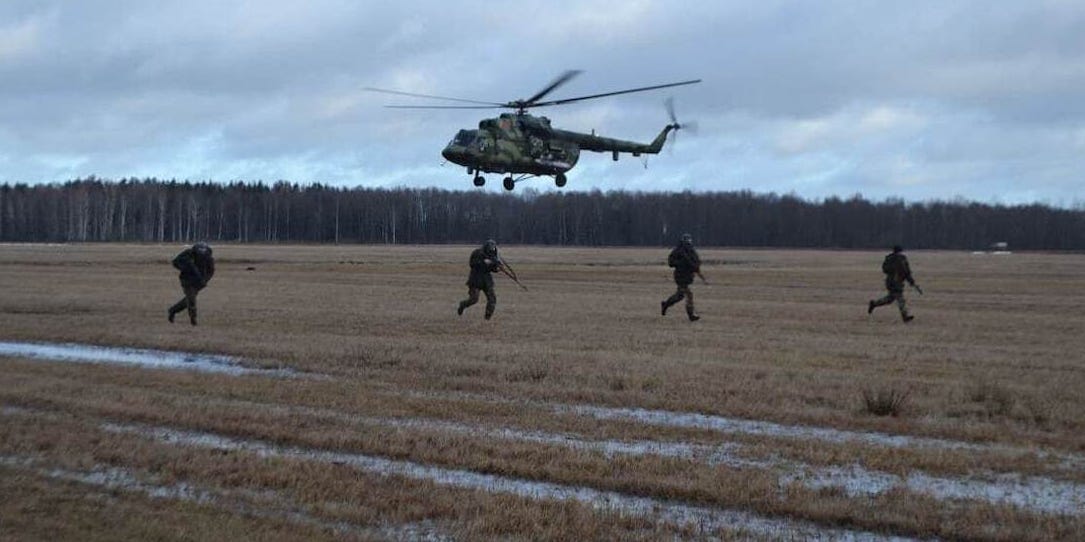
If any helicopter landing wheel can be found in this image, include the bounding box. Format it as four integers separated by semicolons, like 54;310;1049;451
555;173;567;188
473;175;485;187
503;176;515;191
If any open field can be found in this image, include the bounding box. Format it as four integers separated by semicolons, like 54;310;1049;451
2;243;1085;540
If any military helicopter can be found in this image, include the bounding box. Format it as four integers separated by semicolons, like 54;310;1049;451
365;71;700;191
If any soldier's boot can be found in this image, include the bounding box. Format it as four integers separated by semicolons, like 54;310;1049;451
662;292;684;316
168;299;187;323
870;295;894;311
484;306;495;320
188;307;198;326
458;295;478;316
686;306;700;322
896;298;911;323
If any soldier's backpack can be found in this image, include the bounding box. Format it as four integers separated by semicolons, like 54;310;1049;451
881;255;894;275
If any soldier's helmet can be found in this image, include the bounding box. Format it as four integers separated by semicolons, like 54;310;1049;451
892;244;903;253
680;233;693;246
193;242;212;256
483;239;498;256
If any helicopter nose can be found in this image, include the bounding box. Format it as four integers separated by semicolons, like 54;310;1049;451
442;145;465;165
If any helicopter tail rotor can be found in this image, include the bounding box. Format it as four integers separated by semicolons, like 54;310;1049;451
664;97;698;151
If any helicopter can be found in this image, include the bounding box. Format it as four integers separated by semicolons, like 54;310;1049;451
365;71;700;191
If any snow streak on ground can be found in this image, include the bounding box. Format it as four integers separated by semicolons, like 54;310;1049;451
0;454;451;541
413;390;1085;474
260;400;1085;516
102;421;913;541
0;341;300;377
3;339;1082;528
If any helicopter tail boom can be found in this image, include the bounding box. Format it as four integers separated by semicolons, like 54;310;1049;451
552;124;676;157
645;124;677;154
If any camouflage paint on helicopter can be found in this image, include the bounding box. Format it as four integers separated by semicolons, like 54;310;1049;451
366;71;699;191
441;113;676;189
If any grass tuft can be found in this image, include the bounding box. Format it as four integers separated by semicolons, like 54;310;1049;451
861;387;910;417
967;379;1016;418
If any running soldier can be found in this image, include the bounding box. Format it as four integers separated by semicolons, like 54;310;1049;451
661;233;703;322
168;242;215;326
868;245;920;322
457;239;501;320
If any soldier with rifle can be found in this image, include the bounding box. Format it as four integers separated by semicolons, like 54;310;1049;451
868;244;922;322
167;242;215;326
661;233;705;322
458;239;524;320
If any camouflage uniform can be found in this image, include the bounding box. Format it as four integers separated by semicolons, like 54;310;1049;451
458;240;500;320
168;242;215;326
869;246;917;322
661;234;701;321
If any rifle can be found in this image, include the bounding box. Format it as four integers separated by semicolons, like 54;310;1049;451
496;258;528;291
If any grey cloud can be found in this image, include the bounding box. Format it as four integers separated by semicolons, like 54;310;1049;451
0;1;1083;203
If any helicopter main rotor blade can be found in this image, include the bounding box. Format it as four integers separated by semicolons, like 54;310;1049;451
530;79;702;108
363;87;504;106
384;105;504;109
521;70;583;106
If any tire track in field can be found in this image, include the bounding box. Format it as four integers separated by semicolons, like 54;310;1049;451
5;339;1083;520
227;398;1085;516
0;455;447;541
6;340;1078;471
98;421;914;542
410;389;1085;472
2;404;912;539
10;390;1084;518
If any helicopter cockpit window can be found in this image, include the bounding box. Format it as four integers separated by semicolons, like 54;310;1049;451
451;130;476;146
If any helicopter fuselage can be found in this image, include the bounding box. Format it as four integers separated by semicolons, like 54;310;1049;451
441;113;674;178
368;71;697;190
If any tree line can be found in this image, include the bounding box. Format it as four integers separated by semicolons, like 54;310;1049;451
1;178;1082;249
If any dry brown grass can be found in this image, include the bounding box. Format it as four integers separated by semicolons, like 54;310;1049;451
2;243;1085;540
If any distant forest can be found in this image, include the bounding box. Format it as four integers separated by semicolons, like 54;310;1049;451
1;178;1083;249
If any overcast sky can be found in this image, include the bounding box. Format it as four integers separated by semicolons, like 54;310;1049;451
1;1;1083;204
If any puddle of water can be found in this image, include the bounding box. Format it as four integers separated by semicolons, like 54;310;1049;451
0;341;298;377
102;422;914;541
